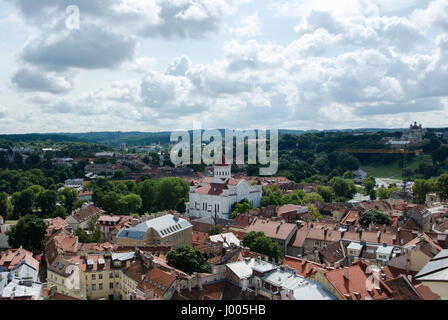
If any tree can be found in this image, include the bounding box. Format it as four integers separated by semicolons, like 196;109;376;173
59;188;78;213
117;194;142;215
431;146;448;165
12;188;36;218
113;170;126;179
358;210;392;227
0;192;12;219
363;176;376;196
153;178;189;212
336;153;360;171
437;174;448;201
6;214;47;251
242;231;284;262
231;199;252;219
331;177;357;200
309;204;323;220
413;179;436;204
302;192;324;204
208;225;223;236
36;190;58;217
261;185;283;206
317;186;335;203
166;245;210;275
133;179;156;214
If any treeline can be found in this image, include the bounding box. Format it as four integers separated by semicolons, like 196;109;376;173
0;186;81;220
88;177;189;215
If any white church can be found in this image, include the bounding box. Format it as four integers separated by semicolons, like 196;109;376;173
187;156;262;220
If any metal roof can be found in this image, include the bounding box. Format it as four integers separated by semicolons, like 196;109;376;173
116;214;192;240
415;250;448;279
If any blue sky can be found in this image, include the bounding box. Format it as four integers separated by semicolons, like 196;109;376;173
0;0;447;133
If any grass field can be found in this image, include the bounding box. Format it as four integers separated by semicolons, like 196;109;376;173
360;155;433;179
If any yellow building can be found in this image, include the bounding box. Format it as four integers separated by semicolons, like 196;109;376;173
46;251;149;300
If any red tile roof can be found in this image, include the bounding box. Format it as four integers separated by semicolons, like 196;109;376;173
69;204;103;223
138;268;176;298
414;284;441;300
324;261;394;300
0;247;37;271
246;219;296;241
282;256;331;277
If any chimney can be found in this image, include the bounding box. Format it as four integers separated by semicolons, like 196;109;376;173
377;231;381;243
343;268;350;280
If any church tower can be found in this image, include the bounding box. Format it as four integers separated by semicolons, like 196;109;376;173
213;154;231;180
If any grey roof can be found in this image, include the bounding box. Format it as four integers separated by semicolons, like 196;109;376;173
415;250;448;279
0;279;42;300
433;249;448;261
112;252;135;262
116;214;192;240
263;269;336;300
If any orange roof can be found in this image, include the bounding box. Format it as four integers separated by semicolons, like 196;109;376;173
288;229;309;248
404;233;443;251
324;262;394;300
45;217;69;236
246;219;296;241
282;256;330;278
341;210;360;225
414;284;440;300
138;268;176;298
0;247;37;271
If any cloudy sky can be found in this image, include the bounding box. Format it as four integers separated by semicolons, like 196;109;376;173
0;0;448;133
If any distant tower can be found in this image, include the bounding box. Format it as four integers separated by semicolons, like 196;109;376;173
117;131;121;149
159;151;164;166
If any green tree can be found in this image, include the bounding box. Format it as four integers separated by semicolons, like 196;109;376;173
317;185;335;203
358;210;392;227
6;214;47;251
166;245;211;275
302;192;324;204
117;194;142;215
113;170;126;179
154;178;189;213
208;225;223;236
231;199;252;219
59;188;78;214
309;204;323;219
36;190;58;217
331;177;357;200
0;192;12;219
12;188;36;218
242;231;284;262
336;153;360;171
363;176;376;196
133;179;156;214
413;179;436;204
436;174;448;201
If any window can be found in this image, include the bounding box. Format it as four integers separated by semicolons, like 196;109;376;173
110;283;113;289
92;284;96;291
109;273;113;279
99;283;103;290
92;274;96;280
99;274;103;280
114;272;119;278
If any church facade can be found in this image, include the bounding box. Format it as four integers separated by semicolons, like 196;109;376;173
187;157;262;220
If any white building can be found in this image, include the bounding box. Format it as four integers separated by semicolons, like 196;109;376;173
187;156;262;219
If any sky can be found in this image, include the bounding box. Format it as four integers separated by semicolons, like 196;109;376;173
0;0;447;134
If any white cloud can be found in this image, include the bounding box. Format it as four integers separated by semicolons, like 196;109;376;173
229;14;262;37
